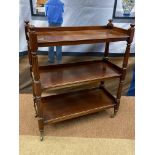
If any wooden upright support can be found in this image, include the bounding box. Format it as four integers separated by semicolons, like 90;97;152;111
24;21;32;69
104;19;114;59
24;21;38;117
113;24;135;117
29;26;44;141
101;20;114;93
104;42;110;59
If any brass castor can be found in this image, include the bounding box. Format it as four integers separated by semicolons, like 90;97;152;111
110;113;116;118
40;131;44;141
110;108;118;118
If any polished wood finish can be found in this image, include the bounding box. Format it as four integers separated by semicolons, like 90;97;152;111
37;28;129;46
24;20;135;140
39;60;121;90
25;21;38;117
42;88;115;124
114;24;135;116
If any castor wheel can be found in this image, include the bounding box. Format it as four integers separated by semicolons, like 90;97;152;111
110;109;117;118
110;113;116;118
40;136;44;141
40;131;44;141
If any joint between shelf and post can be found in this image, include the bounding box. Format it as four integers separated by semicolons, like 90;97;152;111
105;57;109;60
37;117;44;121
31;52;37;55
35;96;41;100
33;96;36;100
122;67;127;73
33;80;41;84
116;98;120;104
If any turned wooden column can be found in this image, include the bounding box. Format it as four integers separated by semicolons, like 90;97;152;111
100;20;114;89
104;42;110;59
114;24;135;116
29;26;44;140
104;19;114;59
24;21;32;71
24;21;38;117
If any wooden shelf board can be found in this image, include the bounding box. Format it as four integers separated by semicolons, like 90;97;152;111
42;88;115;124
37;27;129;46
39;60;121;90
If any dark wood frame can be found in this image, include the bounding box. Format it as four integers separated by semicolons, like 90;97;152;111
24;19;135;141
29;0;46;17
113;0;135;20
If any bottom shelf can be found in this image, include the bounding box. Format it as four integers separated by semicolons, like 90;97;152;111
42;88;115;124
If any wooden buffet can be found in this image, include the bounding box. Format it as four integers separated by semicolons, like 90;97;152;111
24;20;135;141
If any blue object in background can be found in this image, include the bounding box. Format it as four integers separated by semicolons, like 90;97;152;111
45;0;64;25
127;67;135;96
48;23;62;64
45;0;64;63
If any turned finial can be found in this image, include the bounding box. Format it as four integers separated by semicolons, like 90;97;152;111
129;24;135;31
130;24;135;28
128;23;135;43
107;19;114;29
129;23;135;31
24;20;29;25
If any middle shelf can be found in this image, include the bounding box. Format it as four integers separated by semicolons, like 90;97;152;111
39;59;122;90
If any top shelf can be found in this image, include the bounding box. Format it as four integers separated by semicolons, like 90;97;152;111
26;20;135;48
31;26;130;47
